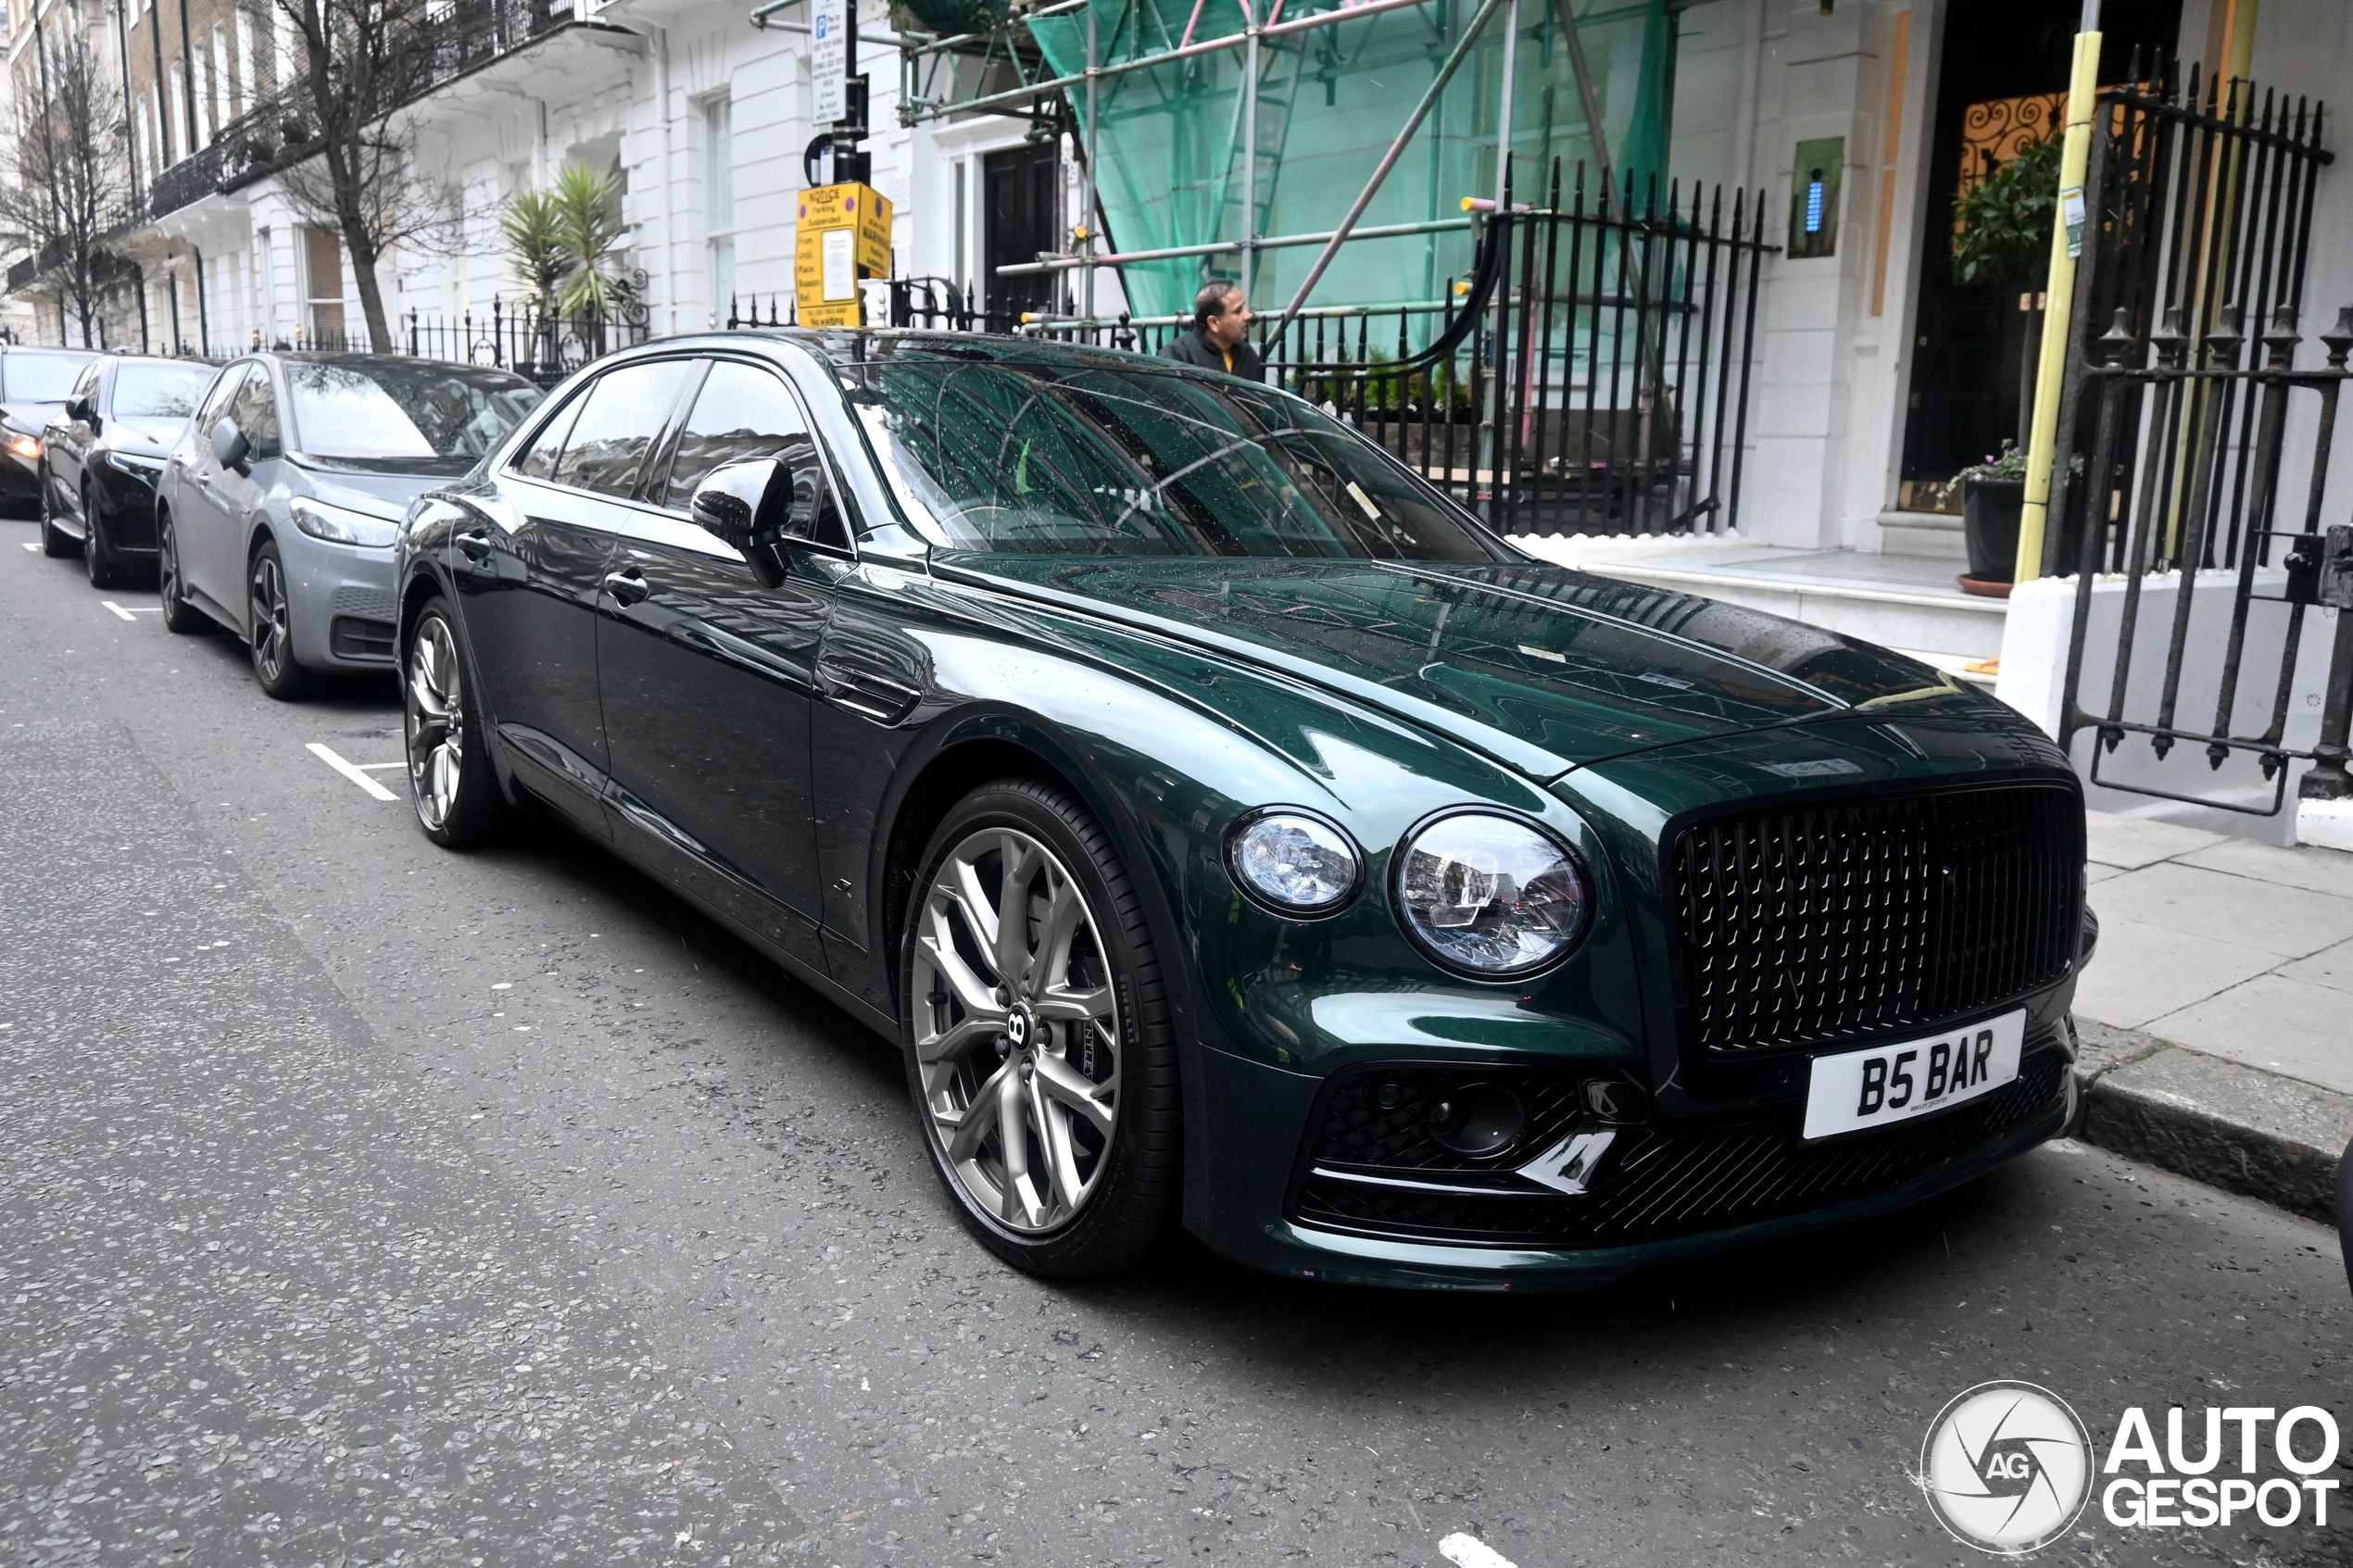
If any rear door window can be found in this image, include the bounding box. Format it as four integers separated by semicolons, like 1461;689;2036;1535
551;359;696;499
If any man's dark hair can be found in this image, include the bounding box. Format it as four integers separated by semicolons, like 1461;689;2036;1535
1193;281;1241;332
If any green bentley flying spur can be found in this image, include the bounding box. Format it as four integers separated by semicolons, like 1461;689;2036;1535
395;331;2090;1290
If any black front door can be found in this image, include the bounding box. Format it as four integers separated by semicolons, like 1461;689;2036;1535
1897;0;2182;504
453;357;696;831
596;358;842;967
984;140;1061;323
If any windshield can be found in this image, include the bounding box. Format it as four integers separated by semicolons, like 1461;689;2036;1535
4;352;91;403
112;362;214;420
844;349;1504;561
284;359;542;461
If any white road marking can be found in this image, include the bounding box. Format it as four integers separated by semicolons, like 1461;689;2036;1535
20;541;37;551
307;742;400;801
353;761;405;771
100;601;162;620
1439;1535;1516;1568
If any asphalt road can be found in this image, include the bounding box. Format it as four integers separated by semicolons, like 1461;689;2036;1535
0;520;2347;1568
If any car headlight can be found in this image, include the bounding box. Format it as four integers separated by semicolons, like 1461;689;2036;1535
1392;809;1591;977
1226;808;1362;917
6;433;40;459
105;450;165;478
291;497;401;548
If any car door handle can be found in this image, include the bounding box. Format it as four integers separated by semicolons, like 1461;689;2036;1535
602;569;650;607
456;528;493;561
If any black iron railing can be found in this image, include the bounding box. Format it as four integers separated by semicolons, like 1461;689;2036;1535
724;161;1771;538
238;301;644;386
146;0;587;221
2047;55;2347;817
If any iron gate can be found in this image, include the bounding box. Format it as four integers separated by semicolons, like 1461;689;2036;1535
2047;55;2347;815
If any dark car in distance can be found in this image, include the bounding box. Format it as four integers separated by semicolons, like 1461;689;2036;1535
38;355;217;584
156;353;542;697
0;345;99;514
394;331;2093;1289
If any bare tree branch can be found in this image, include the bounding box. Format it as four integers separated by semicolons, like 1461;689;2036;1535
268;0;463;350
0;23;132;345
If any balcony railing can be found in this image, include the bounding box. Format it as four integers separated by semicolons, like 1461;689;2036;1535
146;0;589;222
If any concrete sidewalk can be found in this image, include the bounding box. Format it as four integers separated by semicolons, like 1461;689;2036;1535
2071;813;2353;1219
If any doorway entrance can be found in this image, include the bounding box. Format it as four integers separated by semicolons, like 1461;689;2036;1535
1896;0;2181;511
983;140;1061;324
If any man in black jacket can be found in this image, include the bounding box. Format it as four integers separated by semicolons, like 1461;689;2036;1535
1160;282;1265;381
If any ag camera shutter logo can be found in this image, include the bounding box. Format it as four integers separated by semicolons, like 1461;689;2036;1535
1920;1381;2095;1554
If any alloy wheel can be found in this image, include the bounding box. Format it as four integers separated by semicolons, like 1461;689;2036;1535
406;616;465;832
912;826;1122;1235
159;520;181;605
249;552;291;683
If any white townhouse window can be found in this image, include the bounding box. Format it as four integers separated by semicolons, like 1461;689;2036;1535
168;63;186;155
235;10;253;115
209;26;227;130
706;95;735;327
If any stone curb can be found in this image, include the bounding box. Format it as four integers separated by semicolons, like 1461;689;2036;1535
2070;1018;2353;1223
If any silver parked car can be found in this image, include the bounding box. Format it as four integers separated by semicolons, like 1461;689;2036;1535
156;354;543;697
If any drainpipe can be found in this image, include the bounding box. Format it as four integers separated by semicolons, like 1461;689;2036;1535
657;28;675;334
135;265;149;352
112;0;137;200
192;244;209;355
149;0;170;165
2014;0;2101;583
169;268;182;352
177;0;199;152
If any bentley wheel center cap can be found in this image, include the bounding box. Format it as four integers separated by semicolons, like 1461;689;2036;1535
1005;1004;1037;1054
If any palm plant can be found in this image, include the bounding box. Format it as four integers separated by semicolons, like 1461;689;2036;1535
550;163;637;323
498;187;567;320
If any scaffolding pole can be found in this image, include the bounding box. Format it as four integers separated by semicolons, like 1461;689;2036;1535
1272;0;1509;335
1242;5;1260;300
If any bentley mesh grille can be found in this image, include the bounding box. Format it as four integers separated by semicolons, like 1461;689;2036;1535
1673;784;2080;1057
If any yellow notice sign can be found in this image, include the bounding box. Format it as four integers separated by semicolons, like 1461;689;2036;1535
794;182;893;328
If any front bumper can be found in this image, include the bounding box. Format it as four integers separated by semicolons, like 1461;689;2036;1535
91;458;165;552
279;527;400;671
0;447;39;503
1186;1022;2077;1291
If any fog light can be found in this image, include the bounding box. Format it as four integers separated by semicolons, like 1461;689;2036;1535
1426;1083;1526;1158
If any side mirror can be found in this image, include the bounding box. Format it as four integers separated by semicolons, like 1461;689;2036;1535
210;419;250;473
689;457;794;578
64;396;94;426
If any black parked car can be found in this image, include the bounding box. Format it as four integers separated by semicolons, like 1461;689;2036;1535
395;332;2090;1288
1;345;99;515
39;355;217;585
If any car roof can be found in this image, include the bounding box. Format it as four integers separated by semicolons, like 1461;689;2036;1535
614;327;1236;381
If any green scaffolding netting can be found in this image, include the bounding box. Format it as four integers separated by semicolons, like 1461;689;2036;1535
1026;0;1674;332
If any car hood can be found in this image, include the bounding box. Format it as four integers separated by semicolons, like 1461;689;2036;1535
935;554;1999;778
290;461;447;521
2;400;64;434
110;416;188;451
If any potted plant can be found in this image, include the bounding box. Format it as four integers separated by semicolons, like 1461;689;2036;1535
1957;442;2082;594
